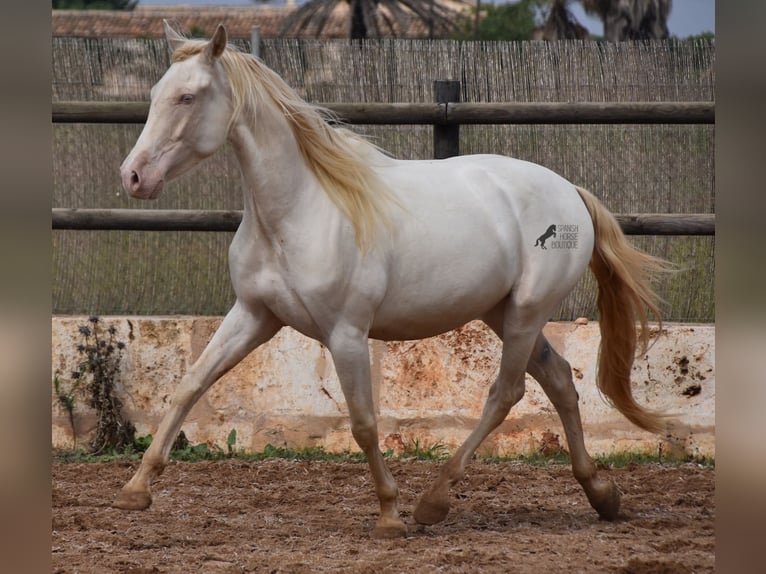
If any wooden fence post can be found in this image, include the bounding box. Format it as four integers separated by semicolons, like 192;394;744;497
251;26;261;58
433;80;461;159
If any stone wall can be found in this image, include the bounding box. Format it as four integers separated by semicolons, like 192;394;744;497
51;317;715;458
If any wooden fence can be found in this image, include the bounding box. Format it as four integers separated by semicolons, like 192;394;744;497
52;38;714;319
51;208;714;235
51;94;715;236
52;100;714;125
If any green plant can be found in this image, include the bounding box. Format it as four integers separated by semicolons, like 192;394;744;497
226;428;238;457
400;439;449;461
53;374;78;448
53;316;135;454
453;0;541;41
170;441;226;462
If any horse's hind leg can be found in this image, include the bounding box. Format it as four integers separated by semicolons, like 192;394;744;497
413;307;541;526
113;301;282;511
526;333;620;520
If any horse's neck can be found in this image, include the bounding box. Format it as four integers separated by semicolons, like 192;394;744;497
229;101;323;232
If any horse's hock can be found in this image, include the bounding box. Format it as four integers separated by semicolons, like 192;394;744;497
51;317;715;458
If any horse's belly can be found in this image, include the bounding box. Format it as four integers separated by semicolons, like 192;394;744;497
369;302;498;341
369;255;515;341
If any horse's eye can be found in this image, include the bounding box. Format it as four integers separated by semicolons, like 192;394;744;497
178;94;195;105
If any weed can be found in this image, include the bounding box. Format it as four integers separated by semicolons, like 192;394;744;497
481;449;713;468
226;428;237;457
53;374;78;449
53;316;135;454
399;439;449;461
51;427;714;468
171;441;227;462
246;444;366;463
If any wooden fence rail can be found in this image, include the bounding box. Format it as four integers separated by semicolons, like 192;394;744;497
52;208;715;236
52;89;715;236
52;101;714;125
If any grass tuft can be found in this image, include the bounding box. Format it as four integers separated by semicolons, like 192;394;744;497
52;434;714;468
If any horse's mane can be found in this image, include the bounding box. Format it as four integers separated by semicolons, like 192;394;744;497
172;41;397;250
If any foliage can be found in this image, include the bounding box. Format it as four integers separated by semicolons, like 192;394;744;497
53;316;135;454
680;31;715;43
227;428;238;456
482;449;714;468
53;435;714;468
248;443;367;462
593;450;714;468
453;0;541;41
398;438;450;460
537;0;590;40
581;0;671;41
53;439;368;464
280;0;471;39
53;374;78;449
53;0;138;9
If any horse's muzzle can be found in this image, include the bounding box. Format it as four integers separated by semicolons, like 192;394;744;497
120;161;164;200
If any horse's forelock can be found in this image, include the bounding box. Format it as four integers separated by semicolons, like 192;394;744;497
170;42;207;63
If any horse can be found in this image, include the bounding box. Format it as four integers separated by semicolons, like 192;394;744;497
115;22;670;539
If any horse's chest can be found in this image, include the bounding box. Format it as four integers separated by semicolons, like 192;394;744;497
231;256;321;337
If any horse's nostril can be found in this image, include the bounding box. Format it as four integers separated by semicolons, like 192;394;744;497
130;170;141;191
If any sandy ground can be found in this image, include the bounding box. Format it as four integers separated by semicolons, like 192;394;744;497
52;458;714;573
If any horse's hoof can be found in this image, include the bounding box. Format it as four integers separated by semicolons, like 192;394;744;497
112;489;152;511
587;480;621;521
371;520;407;539
413;494;450;525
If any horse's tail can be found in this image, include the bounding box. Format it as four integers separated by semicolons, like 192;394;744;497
575;186;672;434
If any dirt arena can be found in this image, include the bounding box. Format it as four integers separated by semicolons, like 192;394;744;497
52;459;714;573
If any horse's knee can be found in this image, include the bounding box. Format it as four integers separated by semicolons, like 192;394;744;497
349;415;378;451
506;380;526;407
169;377;205;409
487;377;525;413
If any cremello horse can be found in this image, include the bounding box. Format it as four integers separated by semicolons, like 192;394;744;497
116;23;669;538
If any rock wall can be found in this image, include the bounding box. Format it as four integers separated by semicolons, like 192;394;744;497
51;317;715;458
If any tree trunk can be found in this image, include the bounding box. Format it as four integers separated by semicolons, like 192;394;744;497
583;0;671;42
350;0;368;39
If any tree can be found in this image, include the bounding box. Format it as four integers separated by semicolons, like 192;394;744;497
280;0;472;40
582;0;671;41
519;1;674;42
537;0;589;40
52;0;137;8
454;0;539;41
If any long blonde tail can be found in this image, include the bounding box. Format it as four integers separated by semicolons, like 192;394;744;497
576;186;672;434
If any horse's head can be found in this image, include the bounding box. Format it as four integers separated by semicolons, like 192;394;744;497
120;22;234;199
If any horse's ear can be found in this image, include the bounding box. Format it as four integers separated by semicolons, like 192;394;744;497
204;24;228;62
163;20;186;52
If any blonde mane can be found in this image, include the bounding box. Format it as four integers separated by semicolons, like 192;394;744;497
172;41;396;250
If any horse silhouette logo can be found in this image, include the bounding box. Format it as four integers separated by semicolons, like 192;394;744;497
534;224;556;249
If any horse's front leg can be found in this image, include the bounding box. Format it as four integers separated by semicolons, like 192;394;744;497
329;326;405;539
113;301;282;511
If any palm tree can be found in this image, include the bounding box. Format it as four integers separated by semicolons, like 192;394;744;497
582;0;671;41
538;0;590;41
280;0;471;40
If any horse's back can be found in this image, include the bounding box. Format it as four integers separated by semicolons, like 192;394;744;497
367;154;594;340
